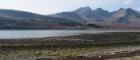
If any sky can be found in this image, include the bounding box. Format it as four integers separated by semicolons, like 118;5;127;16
0;0;140;15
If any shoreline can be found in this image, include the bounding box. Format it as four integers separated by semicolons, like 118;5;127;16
0;32;140;46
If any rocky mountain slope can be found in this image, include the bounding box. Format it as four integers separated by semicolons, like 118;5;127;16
50;7;140;29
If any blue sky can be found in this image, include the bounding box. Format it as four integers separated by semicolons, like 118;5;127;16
0;0;139;14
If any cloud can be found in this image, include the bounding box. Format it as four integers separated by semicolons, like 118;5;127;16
137;6;140;12
124;0;132;5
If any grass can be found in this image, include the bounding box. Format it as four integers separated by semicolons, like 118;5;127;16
40;48;100;56
0;32;140;60
0;47;102;57
0;45;140;58
128;56;140;60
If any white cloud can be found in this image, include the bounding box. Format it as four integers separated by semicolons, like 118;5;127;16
137;6;140;12
124;0;132;5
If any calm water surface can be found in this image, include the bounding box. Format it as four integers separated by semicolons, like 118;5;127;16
0;29;140;39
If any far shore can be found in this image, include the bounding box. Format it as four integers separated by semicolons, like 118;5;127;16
0;32;140;46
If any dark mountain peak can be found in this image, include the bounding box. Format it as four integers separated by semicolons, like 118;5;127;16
95;8;104;11
126;8;133;11
117;8;134;12
94;8;110;13
76;7;92;11
113;8;127;15
126;8;136;13
113;8;140;17
75;7;93;14
118;8;126;11
75;7;93;18
115;8;126;13
125;8;140;17
117;8;137;13
92;8;111;17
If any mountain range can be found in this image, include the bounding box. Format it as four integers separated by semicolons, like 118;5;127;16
0;7;140;29
51;7;140;29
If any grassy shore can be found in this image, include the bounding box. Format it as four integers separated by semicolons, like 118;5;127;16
1;32;140;60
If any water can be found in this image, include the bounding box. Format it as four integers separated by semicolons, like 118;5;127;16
0;29;140;39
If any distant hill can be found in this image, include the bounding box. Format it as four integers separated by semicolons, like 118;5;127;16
50;7;140;29
0;9;90;29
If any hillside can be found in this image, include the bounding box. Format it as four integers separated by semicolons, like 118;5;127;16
50;7;140;29
0;9;88;29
